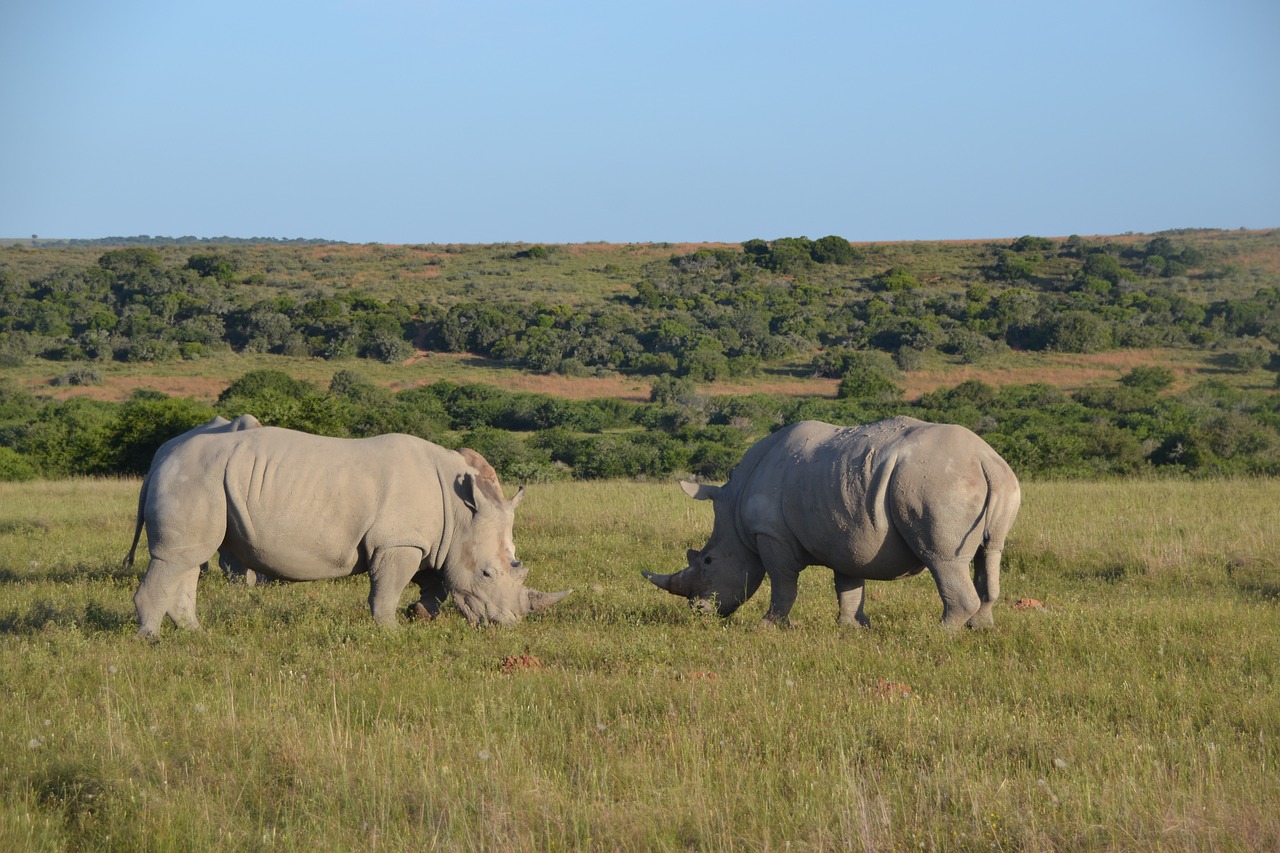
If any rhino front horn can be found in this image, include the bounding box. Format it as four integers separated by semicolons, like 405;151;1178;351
525;588;573;613
643;569;693;597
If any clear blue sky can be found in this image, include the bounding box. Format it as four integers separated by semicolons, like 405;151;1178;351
3;0;1277;244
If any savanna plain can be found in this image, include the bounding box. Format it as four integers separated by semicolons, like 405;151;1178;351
1;476;1276;851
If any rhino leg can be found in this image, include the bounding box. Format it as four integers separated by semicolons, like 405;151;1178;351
966;544;1002;629
134;558;202;638
408;569;447;620
928;559;982;630
834;574;871;627
367;546;424;627
173;566;202;630
758;535;803;626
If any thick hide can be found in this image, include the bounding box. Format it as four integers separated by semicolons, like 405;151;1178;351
646;417;1021;629
132;427;567;637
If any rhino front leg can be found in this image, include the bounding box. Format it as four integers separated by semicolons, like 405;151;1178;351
834;573;871;627
928;559;982;630
408;569;448;621
368;546;425;627
758;536;803;626
133;558;202;638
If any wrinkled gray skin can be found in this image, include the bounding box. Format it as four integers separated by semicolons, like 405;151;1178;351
644;417;1021;630
122;414;263;581
132;426;569;638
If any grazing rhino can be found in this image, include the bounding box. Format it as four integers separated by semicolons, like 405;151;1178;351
644;417;1020;629
132;426;569;637
122;414;263;579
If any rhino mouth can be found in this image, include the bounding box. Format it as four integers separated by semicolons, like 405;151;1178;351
451;587;573;626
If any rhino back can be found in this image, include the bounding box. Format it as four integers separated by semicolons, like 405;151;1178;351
735;418;1004;579
153;429;455;581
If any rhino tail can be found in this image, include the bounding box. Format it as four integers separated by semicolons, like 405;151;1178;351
977;457;1013;549
122;479;148;572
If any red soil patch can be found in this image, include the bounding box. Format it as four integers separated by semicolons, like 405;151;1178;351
873;678;913;699
501;654;543;673
1012;598;1045;610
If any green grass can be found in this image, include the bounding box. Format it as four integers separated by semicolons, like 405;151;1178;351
1;478;1277;850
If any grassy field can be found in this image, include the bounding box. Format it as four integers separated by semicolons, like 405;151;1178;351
0;477;1277;851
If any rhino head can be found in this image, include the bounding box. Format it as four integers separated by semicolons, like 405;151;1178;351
445;460;571;625
643;480;766;617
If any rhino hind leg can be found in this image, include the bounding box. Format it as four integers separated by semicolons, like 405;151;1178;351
927;559;983;631
966;544;1002;629
834;574;871;627
133;557;202;638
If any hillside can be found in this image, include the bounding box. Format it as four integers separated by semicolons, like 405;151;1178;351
2;229;1280;482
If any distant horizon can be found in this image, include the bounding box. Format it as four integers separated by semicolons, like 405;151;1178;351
6;225;1276;249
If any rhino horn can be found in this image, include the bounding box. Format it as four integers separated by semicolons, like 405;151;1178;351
524;587;572;613
642;568;697;597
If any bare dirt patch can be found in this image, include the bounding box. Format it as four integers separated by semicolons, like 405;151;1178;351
31;374;231;404
905;349;1201;397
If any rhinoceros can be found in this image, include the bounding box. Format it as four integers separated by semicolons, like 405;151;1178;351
122;414;263;579
131;426;570;637
644;417;1020;629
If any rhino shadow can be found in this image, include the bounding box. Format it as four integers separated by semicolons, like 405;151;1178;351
0;562;140;586
0;598;133;635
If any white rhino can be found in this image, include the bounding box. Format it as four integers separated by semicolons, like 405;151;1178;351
644;417;1021;629
132;426;569;637
122;414;263;578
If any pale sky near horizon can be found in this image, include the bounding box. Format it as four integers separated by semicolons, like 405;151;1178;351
2;1;1277;245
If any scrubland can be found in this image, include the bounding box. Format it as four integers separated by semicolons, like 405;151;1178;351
0;477;1276;851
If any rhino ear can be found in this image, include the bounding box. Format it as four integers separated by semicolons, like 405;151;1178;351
456;472;487;513
509;486;525;509
679;480;721;501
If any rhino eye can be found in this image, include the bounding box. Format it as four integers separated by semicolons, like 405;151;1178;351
703;556;712;565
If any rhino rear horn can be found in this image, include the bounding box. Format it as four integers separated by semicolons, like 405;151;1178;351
525;587;572;613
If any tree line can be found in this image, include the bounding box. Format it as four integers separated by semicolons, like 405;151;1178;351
2;236;1279;379
3;365;1279;483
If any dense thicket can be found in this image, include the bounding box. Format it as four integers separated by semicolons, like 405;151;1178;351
3;365;1280;483
2;233;1279;376
3;232;1279;482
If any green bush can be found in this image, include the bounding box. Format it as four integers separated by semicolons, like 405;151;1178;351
106;395;220;475
0;446;37;481
1120;365;1175;392
836;352;903;401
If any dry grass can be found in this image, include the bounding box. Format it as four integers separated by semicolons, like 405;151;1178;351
0;477;1277;850
22;346;1231;409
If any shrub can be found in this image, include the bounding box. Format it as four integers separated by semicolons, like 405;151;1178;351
872;268;919;292
1047;311;1112;353
1120;365;1175;393
219;370;317;403
106;395;220;475
836;352;903;401
0;446;37;481
49;366;102;387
